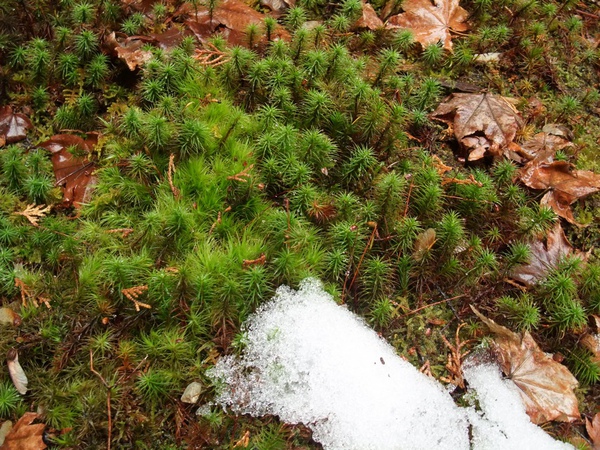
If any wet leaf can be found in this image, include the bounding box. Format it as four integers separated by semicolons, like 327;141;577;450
510;223;584;286
586;413;600;450
0;106;33;145
184;0;290;46
519;160;600;226
0;413;46;450
38;134;97;208
386;0;469;51
518;128;573;163
431;93;523;162
6;349;28;395
471;307;580;424
355;3;384;30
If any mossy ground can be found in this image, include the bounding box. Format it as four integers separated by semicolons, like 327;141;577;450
0;0;599;447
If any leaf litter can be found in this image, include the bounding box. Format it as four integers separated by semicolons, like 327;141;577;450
0;413;46;450
386;0;469;50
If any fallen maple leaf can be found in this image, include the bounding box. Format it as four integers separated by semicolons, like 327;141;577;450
0;413;46;450
0;106;33;145
510;223;585;287
518;125;573;163
431;93;523;162
519;160;600;226
184;0;289;47
586;413;600;450
471;306;580;424
386;0;469;51
103;32;155;71
38;134;97;208
13;204;51;227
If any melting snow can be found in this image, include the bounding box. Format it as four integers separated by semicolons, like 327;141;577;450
208;279;574;450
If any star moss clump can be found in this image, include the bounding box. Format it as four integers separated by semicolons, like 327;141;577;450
0;0;599;446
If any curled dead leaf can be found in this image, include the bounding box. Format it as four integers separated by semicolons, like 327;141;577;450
6;349;28;395
431;93;523;162
0;412;46;450
103;32;154;71
471;306;580;424
413;228;436;261
519;160;600;227
386;0;469;51
510;223;585;287
0;106;33;145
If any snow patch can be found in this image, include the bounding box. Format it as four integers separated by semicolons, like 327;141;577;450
208;278;573;450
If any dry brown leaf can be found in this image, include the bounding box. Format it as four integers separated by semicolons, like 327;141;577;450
184;0;290;47
14;204;51;227
103;32;154;70
0;413;46;450
510;223;584;286
0;106;33;145
6;349;28;395
386;0;469;51
413;228;436;261
586;413;600;450
518;130;573;162
581;334;600;364
471;306;580;424
38;134;97;208
431;93;523;162
355;2;384;30
260;0;294;16
519;160;600;226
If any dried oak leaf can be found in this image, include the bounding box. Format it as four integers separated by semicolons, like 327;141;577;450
355;2;384;30
431;93;523;162
519;159;600;226
38;134;97;208
510;223;584;286
586;413;600;450
386;0;469;51
471;307;580;424
0;413;46;450
0;106;33;145
184;0;290;47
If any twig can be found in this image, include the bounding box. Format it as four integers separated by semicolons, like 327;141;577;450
403;294;465;316
121;285;150;311
90;350;112;450
168;154;180;198
193;43;230;67
343;224;378;304
227;164;254;183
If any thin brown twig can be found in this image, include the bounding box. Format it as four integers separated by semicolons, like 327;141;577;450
168;154;180;198
90;350;112;450
403;294;465;316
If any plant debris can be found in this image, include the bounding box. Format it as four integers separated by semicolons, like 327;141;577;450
6;349;28;396
387;0;469;50
471;307;580;424
431;93;523;162
0;413;46;450
0;106;33;145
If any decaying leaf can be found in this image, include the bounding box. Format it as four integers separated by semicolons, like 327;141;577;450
6;349;28;395
0;308;21;327
510;223;584;286
0;106;33;145
14;204;51;227
0;421;13;446
103;32;154;71
355;2;384;30
519;160;600;226
181;381;203;404
581;333;600;365
0;413;46;450
586;413;600;450
471;307;580;424
38;134;97;208
431;93;523;162
518;127;573;162
386;0;469;51
260;0;294;16
184;0;290;47
413;228;436;261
